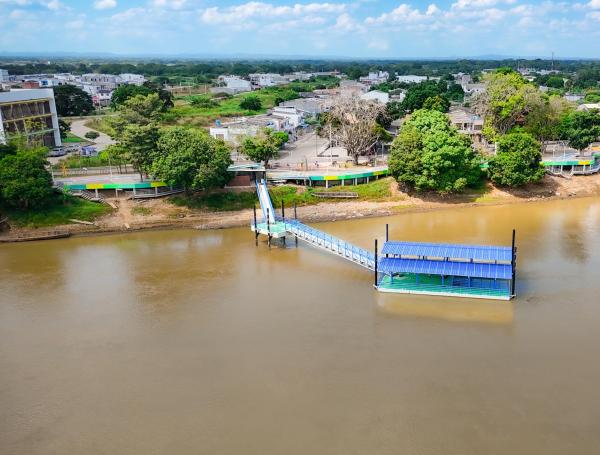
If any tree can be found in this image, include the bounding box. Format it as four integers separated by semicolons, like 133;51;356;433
53;85;94;117
522;93;573;144
422;95;450;113
388;109;483;194
110;82;173;110
323;98;386;164
58;119;71;139
120;124;159;180
239;129;281;167
488;133;545;187
400;80;446;112
107;93;164;138
151;127;232;191
239;95;262;111
545;76;565;89
559;109;600;152
0;148;53;209
474;71;536;138
110;84;152;108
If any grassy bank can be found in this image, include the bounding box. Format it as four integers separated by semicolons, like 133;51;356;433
170;178;395;212
2;195;112;228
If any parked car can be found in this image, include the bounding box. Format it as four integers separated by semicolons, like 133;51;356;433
48;147;67;157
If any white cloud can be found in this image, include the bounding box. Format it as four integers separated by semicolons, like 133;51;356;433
200;2;346;24
152;0;187;9
365;3;440;25
588;0;600;8
94;0;116;10
451;0;516;9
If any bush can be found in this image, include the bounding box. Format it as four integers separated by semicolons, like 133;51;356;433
239;95;262;111
189;95;219;108
84;131;100;140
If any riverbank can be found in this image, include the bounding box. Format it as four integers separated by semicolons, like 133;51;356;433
2;174;600;242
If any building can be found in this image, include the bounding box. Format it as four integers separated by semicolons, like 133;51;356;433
209;114;294;144
272;106;304;129
249;73;289;88
213;76;252;95
396;75;439;84
0;89;61;147
0;69;9;82
92;90;113;107
359;71;389;86
361;90;390;104
577;103;600;112
119;73;146;85
565;93;584;103
462;83;486;98
279;97;333;116
449;108;484;143
81;74;122;91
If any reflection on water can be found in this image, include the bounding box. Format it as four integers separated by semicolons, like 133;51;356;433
377;294;514;325
2;197;600;455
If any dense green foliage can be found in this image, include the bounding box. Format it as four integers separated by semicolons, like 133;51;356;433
53;85;94;117
388;110;483;194
84;131;99;139
0;146;53;209
239;129;287;166
559;109;600;151
110;81;173;109
422;95;451;113
151;127;232;191
3;195;111;227
488;133;545;187
239;95;262;111
58;119;70;139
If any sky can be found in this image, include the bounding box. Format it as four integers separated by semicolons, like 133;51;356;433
1;0;600;58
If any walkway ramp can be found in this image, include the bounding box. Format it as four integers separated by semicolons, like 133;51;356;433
284;220;375;270
256;179;276;223
253;179;374;270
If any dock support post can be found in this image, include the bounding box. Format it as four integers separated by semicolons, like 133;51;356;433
253;204;258;245
374;239;378;287
281;200;285;220
385;224;389;258
511;229;517;297
267;208;271;248
294;203;298;247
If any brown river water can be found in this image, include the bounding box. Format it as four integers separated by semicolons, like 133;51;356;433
2;197;600;454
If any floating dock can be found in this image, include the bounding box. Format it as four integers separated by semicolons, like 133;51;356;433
252;179;516;301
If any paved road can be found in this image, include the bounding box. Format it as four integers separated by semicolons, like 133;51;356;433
70;118;115;151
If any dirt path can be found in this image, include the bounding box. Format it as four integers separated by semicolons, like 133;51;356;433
70;119;115;151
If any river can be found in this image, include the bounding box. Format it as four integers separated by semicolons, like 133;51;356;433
2;197;600;454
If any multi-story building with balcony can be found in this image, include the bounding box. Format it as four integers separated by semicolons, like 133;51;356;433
0;89;61;148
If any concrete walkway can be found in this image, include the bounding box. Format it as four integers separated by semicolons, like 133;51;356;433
70;119;115;151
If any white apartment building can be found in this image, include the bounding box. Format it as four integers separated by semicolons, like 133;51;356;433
80;74;122;91
359;71;389;86
396;75;440;84
119;73;146;85
249;73;289;88
272;106;304;128
0;89;61;147
0;69;9;82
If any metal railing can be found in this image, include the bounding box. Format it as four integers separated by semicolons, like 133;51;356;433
284;219;375;270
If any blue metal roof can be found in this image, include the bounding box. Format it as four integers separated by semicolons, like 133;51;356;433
378;257;512;280
381;241;512;262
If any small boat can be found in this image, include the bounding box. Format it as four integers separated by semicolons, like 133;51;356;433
0;230;71;243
